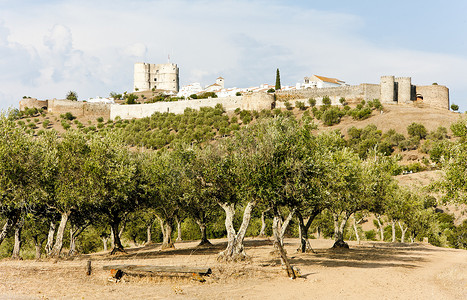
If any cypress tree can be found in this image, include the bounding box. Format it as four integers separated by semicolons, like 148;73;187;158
275;68;281;91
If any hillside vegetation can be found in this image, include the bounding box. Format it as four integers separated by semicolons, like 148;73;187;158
2;99;466;263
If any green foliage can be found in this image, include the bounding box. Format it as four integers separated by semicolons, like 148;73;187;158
66;91;78;101
97;117;104;123
284;101;293;110
267;88;275;93
308;98;316;107
295;101;306;110
322;96;331;106
450;104;459;111
109;92;122;100
61;121;71;130
275;68;281;90
450;117;467;139
407;122;427;140
236;92;242;96
61;112;76;121
125;93;138;105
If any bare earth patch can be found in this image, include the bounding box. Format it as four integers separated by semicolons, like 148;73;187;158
0;238;465;299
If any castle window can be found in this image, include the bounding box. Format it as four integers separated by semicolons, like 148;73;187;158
154;78;157;81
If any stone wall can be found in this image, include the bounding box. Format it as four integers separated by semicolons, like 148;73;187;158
276;84;380;105
48;100;111;119
109;93;274;120
416;85;449;110
19;98;48;111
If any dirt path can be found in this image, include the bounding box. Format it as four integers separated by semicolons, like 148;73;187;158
0;238;465;299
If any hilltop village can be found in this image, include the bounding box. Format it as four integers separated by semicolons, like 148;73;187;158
20;61;450;120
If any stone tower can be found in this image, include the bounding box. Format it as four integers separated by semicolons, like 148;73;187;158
133;62;179;92
395;77;412;103
380;76;395;103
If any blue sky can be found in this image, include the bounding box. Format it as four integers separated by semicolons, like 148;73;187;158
0;0;466;111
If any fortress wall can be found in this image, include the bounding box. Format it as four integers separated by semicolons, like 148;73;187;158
276;84;380;106
19;98;48;111
48;100;110;118
110;93;274;120
416;85;449;110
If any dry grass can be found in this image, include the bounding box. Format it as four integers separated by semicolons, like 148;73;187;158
0;238;466;299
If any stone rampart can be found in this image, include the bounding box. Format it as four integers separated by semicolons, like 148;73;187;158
19;98;48;111
415;85;449;110
276;84;380;105
109;93;274;120
48;100;111;119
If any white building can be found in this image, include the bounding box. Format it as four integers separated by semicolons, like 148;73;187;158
299;75;347;89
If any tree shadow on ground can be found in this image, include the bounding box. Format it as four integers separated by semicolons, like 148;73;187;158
281;243;437;269
83;239;274;261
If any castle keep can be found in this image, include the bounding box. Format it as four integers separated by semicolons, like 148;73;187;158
133;62;179;92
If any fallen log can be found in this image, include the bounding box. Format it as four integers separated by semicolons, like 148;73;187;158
103;264;212;276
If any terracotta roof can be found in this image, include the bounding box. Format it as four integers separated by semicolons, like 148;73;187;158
313;75;345;84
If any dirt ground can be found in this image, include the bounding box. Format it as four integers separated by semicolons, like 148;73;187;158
0;238;465;300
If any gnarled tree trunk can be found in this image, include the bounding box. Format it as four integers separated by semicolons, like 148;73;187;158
69;224;88;256
398;221;408;243
33;235;44;260
176;216;182;242
196;221;212;246
45;221;56;256
0;215;19;246
110;219;126;254
102;237;108;251
332;213;350;249
391;220;396;242
272;208;296;279
50;211;71;258
258;209;270;237
218;201;256;261
157;216;175;250
146;225;152;245
375;215;384;241
297;210;318;253
11;221;23;260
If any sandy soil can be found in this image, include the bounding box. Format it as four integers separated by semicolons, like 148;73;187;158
0;238;465;300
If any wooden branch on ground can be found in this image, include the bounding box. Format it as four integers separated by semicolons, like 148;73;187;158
103;265;212;276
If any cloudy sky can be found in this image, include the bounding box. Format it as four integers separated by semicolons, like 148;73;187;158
1;0;466;111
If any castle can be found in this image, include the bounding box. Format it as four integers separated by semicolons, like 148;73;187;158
133;62;179;92
276;76;449;110
19;72;450;120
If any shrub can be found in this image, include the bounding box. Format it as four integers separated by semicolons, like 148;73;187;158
126;94;138;104
189;94;198;99
60;112;75;121
308;98;316;107
295;101;306;111
61;121;71;130
234;108;241;114
339;97;346;105
236;92;242;96
322;96;331;106
97;117;104;123
322;107;342;126
407;122;427;140
267;88;275;93
284;101;293;110
451;104;459;111
42;119;50;128
66;91;78;101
